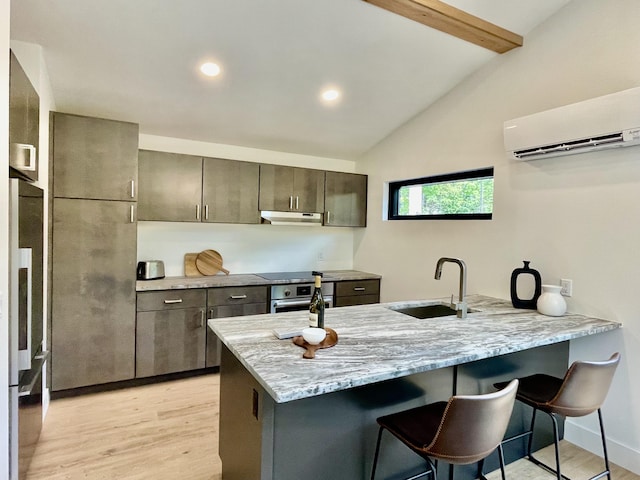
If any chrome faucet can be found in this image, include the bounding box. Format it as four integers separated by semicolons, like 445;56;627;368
434;257;467;318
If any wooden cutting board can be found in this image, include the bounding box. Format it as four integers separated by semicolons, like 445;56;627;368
195;249;230;276
293;328;338;359
184;253;202;277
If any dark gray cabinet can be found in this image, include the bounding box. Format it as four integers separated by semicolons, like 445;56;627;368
136;290;207;378
138;151;261;224
137;150;203;222
51;112;138;201
259;165;325;213
50;113;138;391
324;172;367;227
202;157;260;224
138;151;367;227
9;50;40;181
335;279;380;307
206;286;268;367
51;198;137;390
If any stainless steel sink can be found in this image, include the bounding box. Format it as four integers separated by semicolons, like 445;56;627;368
388;303;476;319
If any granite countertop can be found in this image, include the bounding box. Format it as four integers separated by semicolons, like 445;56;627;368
208;295;621;404
136;269;381;291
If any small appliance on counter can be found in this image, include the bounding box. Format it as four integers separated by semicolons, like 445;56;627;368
137;260;165;280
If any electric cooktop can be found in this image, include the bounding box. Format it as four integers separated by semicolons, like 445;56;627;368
256;271;336;282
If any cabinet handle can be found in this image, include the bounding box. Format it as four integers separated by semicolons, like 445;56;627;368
210;308;215;318
204;204;209;220
13;143;37;171
130;180;135;198
196;204;200;220
289;196;293;210
326;211;331;224
354;287;366;292
130;205;135;223
230;295;248;300
199;310;205;328
295;196;299;210
164;299;183;304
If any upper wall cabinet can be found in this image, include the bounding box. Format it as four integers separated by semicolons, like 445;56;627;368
138;151;261;224
52;112;139;200
324;172;368;227
138;150;367;227
138;150;203;222
202;157;260;224
9;50;40;181
258;165;324;213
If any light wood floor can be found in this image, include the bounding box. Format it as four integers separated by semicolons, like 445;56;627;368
27;374;221;480
485;443;639;480
27;373;638;480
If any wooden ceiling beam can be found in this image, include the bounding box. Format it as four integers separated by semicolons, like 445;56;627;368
363;0;523;54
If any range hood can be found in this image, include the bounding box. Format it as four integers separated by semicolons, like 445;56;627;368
260;211;323;226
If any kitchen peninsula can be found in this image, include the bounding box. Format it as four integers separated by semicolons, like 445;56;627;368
209;295;620;480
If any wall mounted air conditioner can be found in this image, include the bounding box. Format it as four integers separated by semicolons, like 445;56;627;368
504;86;640;161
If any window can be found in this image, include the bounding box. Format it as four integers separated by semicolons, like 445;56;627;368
388;167;494;220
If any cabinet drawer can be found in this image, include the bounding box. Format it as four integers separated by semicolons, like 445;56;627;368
137;289;206;311
208;286;268;306
336;279;380;297
335;294;379;307
209;303;268;319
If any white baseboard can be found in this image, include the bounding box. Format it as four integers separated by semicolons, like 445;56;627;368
565;421;640;475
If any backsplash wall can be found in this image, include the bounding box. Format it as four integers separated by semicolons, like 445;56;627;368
137;221;355;276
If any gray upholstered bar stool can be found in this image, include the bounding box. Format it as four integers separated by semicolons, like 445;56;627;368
370;379;518;480
495;352;620;480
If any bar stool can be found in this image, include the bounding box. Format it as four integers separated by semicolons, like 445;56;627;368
370;379;518;480
495;352;620;480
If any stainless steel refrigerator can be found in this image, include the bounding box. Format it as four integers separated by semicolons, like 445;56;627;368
8;177;45;480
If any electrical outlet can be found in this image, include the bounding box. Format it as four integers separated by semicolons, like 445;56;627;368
560;279;573;297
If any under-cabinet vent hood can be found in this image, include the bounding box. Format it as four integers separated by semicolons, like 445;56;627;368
504;86;640;161
260;211;323;226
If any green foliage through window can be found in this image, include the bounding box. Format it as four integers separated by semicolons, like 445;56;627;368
389;167;494;220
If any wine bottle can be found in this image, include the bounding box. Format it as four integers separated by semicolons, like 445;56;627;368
309;271;325;329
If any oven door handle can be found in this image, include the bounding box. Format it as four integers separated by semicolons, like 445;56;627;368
272;300;311;308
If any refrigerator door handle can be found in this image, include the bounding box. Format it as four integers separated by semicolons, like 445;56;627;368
17;247;33;372
18;359;44;397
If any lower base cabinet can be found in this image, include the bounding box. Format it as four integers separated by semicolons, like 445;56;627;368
135;286;269;375
335;279;380;307
206;286;268;368
136;290;207;378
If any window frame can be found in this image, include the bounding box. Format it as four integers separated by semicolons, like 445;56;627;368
387;167;494;220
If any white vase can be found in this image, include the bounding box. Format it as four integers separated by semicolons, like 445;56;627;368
537;285;567;316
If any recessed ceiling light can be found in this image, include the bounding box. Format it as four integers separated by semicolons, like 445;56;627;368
321;88;341;102
200;62;221;77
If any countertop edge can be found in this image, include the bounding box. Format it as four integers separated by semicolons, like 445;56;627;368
136;270;381;291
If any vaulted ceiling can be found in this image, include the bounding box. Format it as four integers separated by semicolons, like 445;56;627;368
10;0;571;160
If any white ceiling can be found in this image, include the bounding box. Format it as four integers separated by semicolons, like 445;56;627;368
10;0;571;160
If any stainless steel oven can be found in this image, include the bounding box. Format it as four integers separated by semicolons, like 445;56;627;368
270;283;334;313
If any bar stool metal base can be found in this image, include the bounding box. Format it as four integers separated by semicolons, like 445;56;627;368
503;407;611;480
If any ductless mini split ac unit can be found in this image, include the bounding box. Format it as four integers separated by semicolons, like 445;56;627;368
504;86;640;160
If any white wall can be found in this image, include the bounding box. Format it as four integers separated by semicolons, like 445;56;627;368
138;135;358;276
355;0;640;473
1;0;12;476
